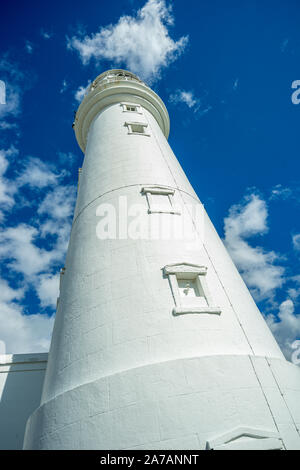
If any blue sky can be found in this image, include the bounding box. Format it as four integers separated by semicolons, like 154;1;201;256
0;0;299;360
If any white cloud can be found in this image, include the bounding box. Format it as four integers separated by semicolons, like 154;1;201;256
38;185;76;220
0;180;75;279
169;89;212;116
0;278;24;303
41;30;52;40
266;299;300;361
67;0;188;83
0;57;25;121
0;147;18;220
233;78;239;90
292;233;300;251
0;79;5;105
0;82;21;119
287;286;300;300
25;41;33;54
36;273;59;309
0;183;74;346
224;194;285;300
58;151;77;166
0;225;57;278
0;283;54;353
17;157;62;189
74;81;91;102
0;122;18;130
169;89;200;109
270;184;293;201
0;182;74;281
60;79;68;94
0;144;76;352
223;192;300;362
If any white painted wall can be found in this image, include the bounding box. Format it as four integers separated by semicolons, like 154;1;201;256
23;70;300;450
0;353;47;449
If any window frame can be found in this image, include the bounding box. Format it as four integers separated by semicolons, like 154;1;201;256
121;102;142;114
163;262;221;316
141;186;181;215
125;121;150;136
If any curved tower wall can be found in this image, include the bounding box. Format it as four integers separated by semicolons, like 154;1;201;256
23;70;300;450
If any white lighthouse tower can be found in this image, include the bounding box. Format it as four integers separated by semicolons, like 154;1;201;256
23;70;300;450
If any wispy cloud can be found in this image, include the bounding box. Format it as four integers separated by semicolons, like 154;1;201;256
280;38;289;53
16;157;66;189
270;184;293;201
67;0;188;83
169;89;200;109
0;55;32;128
38;185;76;220
25;41;34;54
0;146;19;220
292;233;300;251
60;79;68;94
41;30;53;40
233;78;239;91
169;88;212;117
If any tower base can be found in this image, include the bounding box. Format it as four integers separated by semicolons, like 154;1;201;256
23;355;300;450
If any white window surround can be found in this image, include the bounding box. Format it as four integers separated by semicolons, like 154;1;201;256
125;121;150;136
141;186;181;215
121;102;142;114
163;262;221;316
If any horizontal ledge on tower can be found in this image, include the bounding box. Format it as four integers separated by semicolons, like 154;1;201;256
148;209;181;215
172;306;222;316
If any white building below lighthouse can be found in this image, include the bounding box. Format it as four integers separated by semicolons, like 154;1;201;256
1;69;300;450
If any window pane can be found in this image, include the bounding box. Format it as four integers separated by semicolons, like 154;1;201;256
126;105;137;112
178;279;199;297
178;278;208;307
151;194;172;210
131;124;145;133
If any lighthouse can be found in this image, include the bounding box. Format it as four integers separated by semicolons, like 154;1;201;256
23;69;300;450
